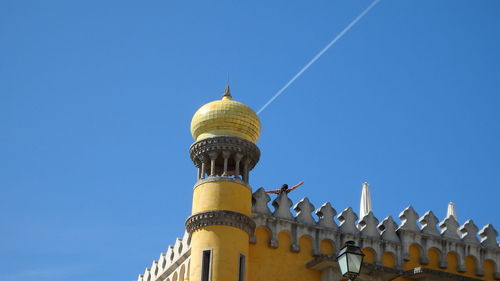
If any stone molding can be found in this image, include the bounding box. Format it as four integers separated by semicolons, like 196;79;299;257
193;176;251;190
189;135;260;170
186;210;256;236
402;266;485;281
307;258;413;281
251;188;500;279
309;259;484;281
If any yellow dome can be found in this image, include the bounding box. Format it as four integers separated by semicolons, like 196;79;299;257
190;86;261;143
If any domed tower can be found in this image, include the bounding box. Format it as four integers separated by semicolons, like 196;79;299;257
186;85;261;281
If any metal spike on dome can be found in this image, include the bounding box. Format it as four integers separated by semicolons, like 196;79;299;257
222;84;232;99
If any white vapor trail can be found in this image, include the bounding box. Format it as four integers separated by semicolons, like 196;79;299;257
257;0;381;115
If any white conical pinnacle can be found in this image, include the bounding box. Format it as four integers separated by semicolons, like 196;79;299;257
447;202;457;220
360;182;373;219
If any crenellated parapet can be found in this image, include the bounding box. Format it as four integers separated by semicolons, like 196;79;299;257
135;188;500;281
251;188;500;280
135;231;192;281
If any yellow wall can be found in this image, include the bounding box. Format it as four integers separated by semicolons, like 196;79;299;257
192;181;251;216
444;252;459;273
484;259;496;280
248;227;321;281
189;180;252;281
464;256;477;278
403;244;422;270
390;245;495;281
189;226;249;281
382;252;396;268
189;182;497;281
362;248;376;264
427;248;441;269
319;239;334;255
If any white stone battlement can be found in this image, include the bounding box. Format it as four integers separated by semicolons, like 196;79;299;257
251;187;500;278
136;231;191;281
135;188;500;281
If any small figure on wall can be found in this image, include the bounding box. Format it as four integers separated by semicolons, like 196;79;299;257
265;181;304;195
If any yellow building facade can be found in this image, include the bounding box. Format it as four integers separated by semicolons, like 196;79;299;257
136;87;500;281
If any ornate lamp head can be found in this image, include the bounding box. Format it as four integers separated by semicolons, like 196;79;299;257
336;241;365;281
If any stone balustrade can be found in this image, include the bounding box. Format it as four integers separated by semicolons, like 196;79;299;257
189;136;260;182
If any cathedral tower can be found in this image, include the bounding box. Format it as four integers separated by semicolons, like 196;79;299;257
186;86;261;281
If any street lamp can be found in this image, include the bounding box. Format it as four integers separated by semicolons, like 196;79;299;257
336;241;365;281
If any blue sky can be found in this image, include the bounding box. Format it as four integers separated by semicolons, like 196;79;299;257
1;1;499;280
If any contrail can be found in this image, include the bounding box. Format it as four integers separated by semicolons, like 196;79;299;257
257;0;381;115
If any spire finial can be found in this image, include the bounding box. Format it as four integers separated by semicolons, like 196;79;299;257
222;84;232;100
447;202;457;220
359;182;373;219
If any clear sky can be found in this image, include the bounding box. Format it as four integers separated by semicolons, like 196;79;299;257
1;1;499;280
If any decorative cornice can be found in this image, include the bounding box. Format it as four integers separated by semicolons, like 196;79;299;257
307;256;400;274
362;263;402;275
194;176;251;190
189;136;260;170
306;255;338;270
402;267;485;281
186;210;256;236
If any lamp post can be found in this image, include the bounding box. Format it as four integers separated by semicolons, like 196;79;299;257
336;241;365;281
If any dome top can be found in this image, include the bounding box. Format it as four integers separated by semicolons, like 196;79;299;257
190;85;261;143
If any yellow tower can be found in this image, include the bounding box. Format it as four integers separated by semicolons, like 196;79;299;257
186;85;261;281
